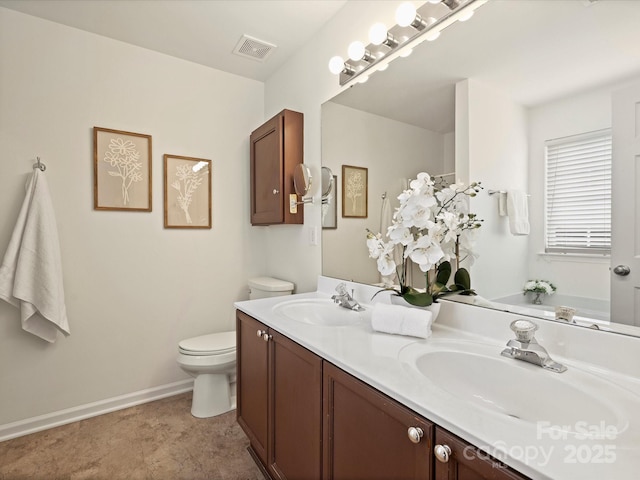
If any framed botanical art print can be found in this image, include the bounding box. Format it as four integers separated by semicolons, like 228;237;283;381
93;127;152;211
164;154;212;229
342;165;368;218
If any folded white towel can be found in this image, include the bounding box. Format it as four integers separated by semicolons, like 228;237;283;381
371;303;432;339
0;170;69;343
506;189;530;235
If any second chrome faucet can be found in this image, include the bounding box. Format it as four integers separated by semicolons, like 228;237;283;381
501;319;567;373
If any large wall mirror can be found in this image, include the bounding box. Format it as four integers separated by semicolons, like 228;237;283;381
322;0;640;337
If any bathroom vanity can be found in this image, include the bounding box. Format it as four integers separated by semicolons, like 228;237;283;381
235;277;640;480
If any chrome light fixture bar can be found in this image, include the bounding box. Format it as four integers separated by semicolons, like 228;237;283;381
329;0;486;86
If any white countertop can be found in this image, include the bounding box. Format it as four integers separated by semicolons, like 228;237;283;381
234;276;640;480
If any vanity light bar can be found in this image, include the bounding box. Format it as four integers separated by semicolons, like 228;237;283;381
329;0;487;86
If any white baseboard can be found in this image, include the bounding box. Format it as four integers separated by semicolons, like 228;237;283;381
0;379;194;442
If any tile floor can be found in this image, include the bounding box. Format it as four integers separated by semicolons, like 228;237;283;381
0;392;264;480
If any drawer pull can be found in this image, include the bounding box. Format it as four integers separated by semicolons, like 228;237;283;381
256;329;266;337
434;444;452;463
262;332;272;342
407;426;423;444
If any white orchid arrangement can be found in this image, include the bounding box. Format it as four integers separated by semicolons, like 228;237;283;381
366;172;483;306
523;280;556;295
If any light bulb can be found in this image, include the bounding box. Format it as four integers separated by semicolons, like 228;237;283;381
425;30;441;41
399;48;413;58
377;63;389;72
428;0;441;3
457;10;474;21
395;2;417;28
328;56;345;75
369;22;388;46
348;41;366;61
358;75;369;84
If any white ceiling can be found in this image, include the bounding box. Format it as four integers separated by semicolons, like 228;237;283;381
0;0;347;82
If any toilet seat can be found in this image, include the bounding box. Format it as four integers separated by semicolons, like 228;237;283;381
178;331;236;356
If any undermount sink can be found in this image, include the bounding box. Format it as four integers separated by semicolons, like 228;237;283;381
272;298;367;326
399;339;635;437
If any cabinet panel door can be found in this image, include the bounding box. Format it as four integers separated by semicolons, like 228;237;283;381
434;428;530;480
236;311;269;466
250;115;283;225
323;362;433;480
269;331;323;480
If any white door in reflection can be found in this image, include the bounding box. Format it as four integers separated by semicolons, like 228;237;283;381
612;82;640;326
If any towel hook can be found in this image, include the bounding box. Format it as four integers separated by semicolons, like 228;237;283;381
33;157;46;172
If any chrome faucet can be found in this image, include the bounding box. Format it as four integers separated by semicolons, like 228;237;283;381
500;319;567;373
331;283;365;311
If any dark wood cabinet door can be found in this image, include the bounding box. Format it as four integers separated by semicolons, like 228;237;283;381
250;114;283;225
250;109;303;226
323;361;433;480
434;428;530;480
268;330;323;480
236;311;269;466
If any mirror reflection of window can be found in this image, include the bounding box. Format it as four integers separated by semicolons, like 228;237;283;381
545;129;612;255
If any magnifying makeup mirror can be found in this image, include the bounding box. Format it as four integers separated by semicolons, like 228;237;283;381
293;164;312;198
321;166;334;204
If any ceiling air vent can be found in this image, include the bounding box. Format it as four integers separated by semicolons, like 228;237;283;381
233;34;277;62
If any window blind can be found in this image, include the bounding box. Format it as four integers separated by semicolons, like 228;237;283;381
545;129;611;255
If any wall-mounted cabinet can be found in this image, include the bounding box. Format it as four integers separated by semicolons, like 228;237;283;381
250;109;304;225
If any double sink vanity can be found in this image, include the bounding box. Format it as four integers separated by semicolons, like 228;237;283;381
234;276;640;480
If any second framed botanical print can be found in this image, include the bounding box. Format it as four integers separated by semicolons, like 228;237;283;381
164;155;212;229
342;165;368;218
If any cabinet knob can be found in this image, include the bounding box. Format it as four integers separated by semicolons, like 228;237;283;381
273;189;279;195
262;332;272;342
407;426;424;444
434;444;452;463
256;329;265;338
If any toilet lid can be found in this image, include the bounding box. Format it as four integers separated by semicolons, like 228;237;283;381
178;331;236;355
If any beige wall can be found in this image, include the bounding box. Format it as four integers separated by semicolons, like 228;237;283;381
321;102;448;285
0;8;264;426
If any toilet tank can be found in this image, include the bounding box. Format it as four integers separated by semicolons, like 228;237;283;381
248;277;294;300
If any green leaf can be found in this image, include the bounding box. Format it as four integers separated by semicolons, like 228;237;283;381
430;282;449;295
435;261;451;285
402;290;434;307
454;268;471;291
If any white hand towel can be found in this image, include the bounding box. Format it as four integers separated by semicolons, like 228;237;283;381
498;192;507;217
371;303;432;339
506;189;530;235
0;170;69;343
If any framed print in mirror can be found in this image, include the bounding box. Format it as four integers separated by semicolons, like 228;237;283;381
164;154;212;229
322;175;338;229
93;127;152;211
342;165;368;218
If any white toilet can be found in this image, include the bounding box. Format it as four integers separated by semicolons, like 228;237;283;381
177;277;294;418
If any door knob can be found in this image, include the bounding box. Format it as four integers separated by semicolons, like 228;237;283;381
613;265;631;276
262;332;272;342
256;329;266;337
407;426;424;444
273;189;279;195
434;444;452;463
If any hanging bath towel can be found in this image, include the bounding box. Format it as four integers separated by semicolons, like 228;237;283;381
506;189;530;236
0;169;69;342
